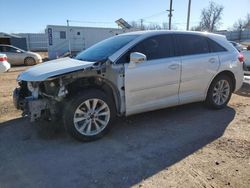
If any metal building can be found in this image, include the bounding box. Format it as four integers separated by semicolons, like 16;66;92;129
46;25;126;59
0;32;27;50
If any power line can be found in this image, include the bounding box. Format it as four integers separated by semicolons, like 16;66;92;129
143;20;199;25
141;11;167;20
67;10;170;28
67;20;114;24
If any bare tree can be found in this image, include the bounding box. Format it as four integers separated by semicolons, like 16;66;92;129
129;21;174;31
190;25;202;31
245;14;250;28
232;19;245;31
162;22;169;30
146;23;162;30
130;21;143;30
232;13;250;30
199;1;224;32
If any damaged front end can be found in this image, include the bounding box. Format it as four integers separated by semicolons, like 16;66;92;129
13;56;125;123
13;78;68;122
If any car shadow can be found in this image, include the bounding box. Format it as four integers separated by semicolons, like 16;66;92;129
235;82;250;97
0;103;235;188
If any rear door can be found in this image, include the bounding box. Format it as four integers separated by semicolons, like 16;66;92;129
124;34;181;115
175;34;220;104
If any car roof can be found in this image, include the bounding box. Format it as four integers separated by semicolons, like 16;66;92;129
120;30;225;39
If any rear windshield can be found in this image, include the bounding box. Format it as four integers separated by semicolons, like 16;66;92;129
75;35;138;62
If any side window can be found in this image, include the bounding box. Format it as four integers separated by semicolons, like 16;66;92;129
175;34;209;56
208;39;227;52
116;35;174;64
0;46;8;52
8;47;16;52
0;46;3;52
5;47;17;53
131;35;174;60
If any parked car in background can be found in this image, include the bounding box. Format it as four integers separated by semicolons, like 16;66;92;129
229;41;249;74
0;45;42;66
229;41;244;52
0;53;11;73
242;50;250;74
14;31;244;141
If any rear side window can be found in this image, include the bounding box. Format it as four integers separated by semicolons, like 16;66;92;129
175;34;209;56
207;39;227;52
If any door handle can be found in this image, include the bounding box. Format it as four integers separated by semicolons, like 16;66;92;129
168;64;179;70
209;58;216;63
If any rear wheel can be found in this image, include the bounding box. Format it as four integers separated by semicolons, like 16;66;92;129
24;57;36;66
63;89;116;141
205;75;233;109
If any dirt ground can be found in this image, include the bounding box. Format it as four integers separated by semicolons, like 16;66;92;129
0;66;249;188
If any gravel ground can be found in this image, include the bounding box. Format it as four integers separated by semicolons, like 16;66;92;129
0;66;249;188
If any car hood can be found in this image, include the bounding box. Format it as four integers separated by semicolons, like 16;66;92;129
17;57;96;81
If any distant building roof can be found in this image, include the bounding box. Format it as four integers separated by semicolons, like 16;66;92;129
0;32;22;38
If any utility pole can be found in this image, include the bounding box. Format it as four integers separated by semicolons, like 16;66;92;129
167;0;174;30
140;19;144;30
67;19;71;55
186;0;192;30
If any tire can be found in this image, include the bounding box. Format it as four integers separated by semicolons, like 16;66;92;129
24;57;36;66
205;74;233;109
63;89;116;141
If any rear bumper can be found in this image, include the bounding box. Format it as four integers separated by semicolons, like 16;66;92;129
0;61;11;73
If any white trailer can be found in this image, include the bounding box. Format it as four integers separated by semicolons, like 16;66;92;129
46;25;126;59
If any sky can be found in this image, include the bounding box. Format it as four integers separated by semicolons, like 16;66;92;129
0;0;249;33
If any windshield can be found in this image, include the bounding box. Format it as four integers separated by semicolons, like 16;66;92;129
75;34;138;62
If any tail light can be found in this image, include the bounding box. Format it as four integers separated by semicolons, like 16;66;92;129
238;53;244;63
0;56;7;62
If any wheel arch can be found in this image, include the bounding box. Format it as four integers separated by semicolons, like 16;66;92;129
206;70;236;98
66;76;121;114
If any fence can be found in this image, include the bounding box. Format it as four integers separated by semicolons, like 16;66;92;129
16;33;47;51
215;29;250;41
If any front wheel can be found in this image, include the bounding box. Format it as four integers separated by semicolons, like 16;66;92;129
63;89;116;141
24;57;36;66
205;75;233;109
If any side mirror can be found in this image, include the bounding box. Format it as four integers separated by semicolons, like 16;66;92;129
130;52;147;64
16;50;22;53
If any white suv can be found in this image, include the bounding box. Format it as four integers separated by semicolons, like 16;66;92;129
13;31;244;141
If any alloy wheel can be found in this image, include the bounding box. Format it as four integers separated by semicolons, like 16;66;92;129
73;98;110;136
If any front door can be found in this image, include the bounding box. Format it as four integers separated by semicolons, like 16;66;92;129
124;34;181;115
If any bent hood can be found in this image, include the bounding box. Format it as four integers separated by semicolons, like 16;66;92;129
17;57;95;81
